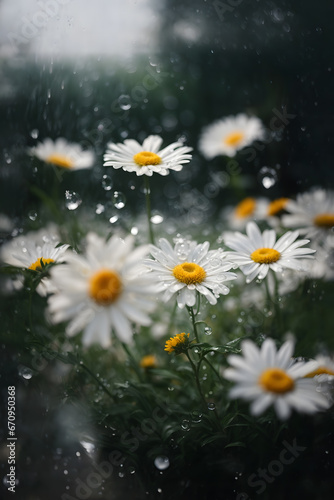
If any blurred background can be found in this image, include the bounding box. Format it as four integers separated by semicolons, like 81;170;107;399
1;0;334;498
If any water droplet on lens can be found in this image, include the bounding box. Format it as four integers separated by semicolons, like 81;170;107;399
112;191;126;209
102;175;113;191
118;94;131;110
65;191;82;210
154;456;170;470
258;167;278;189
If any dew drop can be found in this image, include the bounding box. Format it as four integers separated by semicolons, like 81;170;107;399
258;167;278;189
181;419;190;430
102;175;113;191
65;191;82;210
204;326;212;336
118;94;131;110
112;191;126;209
28;210;38;221
154;456;170;470
207;402;216;411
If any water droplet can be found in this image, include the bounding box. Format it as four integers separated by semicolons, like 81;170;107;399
30;129;39;139
80;440;95;455
109;215;119;224
118;471;125;478
207;402;216;411
181;419;190;430
154;456;170;470
65;191;82;210
128;466;136;475
102;175;113;191
118;94;131;110
18;366;33;379
112;191;126;209
204;326;212;336
150;214;164;224
191;410;203;423
258;167;278;189
131;226;138;235
28;210;37;221
95;204;105;215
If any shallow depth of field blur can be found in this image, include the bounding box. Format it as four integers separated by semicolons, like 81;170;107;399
1;1;334;499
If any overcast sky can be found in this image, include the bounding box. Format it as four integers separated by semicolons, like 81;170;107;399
0;0;160;59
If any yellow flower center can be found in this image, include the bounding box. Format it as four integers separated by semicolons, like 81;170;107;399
133;151;162;166
304;366;334;378
223;131;245;147
172;262;206;285
235;197;256;218
313;213;334;228
89;269;122;306
29;257;54;271
165;332;190;354
259;368;294;394
267;198;290;216
46;154;74;169
251;247;281;264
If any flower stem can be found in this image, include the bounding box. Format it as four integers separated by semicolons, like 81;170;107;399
185;351;207;408
144;176;155;244
187;306;199;343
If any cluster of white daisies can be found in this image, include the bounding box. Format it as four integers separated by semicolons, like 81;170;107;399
1;112;333;422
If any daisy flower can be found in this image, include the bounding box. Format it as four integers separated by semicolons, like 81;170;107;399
0;235;69;296
224;338;330;420
223;197;269;230
103;135;192;176
198;114;265;159
145;237;237;309
29;138;95;170
282;189;334;242
224;221;315;283
304;355;334;379
47;233;157;348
